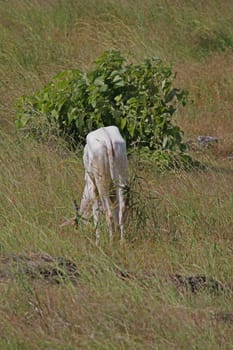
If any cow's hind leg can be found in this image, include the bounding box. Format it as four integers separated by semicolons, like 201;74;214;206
89;179;100;245
118;186;127;242
102;197;114;243
92;199;100;245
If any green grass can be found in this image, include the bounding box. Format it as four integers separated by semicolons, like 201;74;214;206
0;1;233;349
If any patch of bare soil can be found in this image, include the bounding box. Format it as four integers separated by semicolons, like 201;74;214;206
115;268;232;295
169;274;228;294
0;253;79;284
1;254;230;296
213;311;233;324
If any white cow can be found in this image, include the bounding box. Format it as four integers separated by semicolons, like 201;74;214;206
79;126;128;244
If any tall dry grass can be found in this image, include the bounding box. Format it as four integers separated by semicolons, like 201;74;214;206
0;0;233;349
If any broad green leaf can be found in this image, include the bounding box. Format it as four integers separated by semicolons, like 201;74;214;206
121;118;127;130
94;78;104;86
114;94;122;103
114;80;125;88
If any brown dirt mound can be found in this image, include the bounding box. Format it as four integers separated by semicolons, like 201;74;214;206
170;274;227;294
0;253;79;284
213;311;233;324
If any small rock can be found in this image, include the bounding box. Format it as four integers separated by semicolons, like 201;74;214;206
197;135;219;147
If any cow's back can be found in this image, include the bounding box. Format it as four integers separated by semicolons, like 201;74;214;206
86;126;127;180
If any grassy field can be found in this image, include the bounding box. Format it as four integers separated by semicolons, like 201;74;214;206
0;1;233;349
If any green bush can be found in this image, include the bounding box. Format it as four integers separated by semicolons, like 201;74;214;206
15;50;193;167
